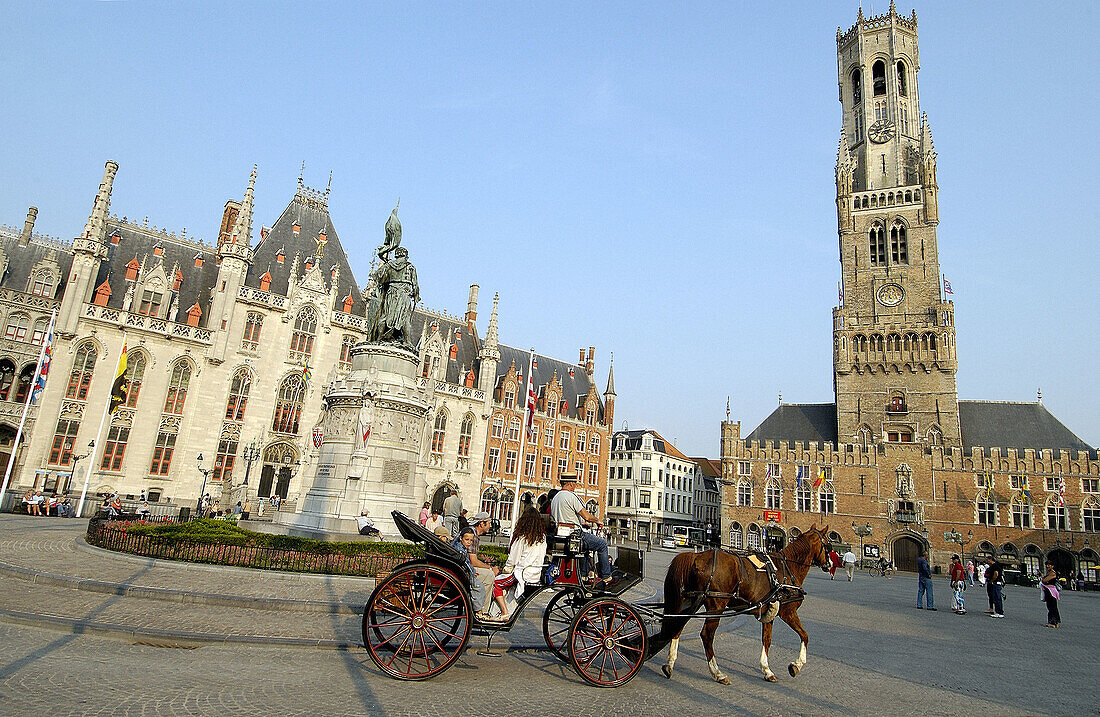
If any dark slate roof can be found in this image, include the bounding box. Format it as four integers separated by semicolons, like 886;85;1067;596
412;309;481;385
96;221;220;325
0;231;74;300
245;187;364;313
691;457;722;479
613;429;691;460
744;403;839;447
498;344;604;422
959;401;1095;457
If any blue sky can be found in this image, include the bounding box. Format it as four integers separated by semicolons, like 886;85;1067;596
2;2;1097;455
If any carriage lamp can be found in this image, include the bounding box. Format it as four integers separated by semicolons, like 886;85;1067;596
567;530;584;555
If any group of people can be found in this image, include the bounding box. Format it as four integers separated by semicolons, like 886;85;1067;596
917;552;1065;627
827;548;858;581
419;473;616;623
20;490;74;517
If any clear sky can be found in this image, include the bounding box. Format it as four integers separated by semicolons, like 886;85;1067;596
2;2;1097;456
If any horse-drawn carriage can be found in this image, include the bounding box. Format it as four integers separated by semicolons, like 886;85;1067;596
362;511;831;687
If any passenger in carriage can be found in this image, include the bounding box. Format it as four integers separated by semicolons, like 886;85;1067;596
486;508;548;622
551;474;616;591
450;528;485;610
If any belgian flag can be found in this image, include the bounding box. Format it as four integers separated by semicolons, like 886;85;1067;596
109;342;128;413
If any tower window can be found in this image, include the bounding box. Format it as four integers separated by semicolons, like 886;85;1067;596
890;222;908;264
851;69;862;103
869;224;886;266
896;61;907;96
872;61;886;96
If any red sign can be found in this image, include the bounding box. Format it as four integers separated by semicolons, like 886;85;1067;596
312;425;323;448
764;510;782;523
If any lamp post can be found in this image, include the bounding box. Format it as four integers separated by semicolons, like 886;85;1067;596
196;453;213;517
852;521;872;568
67;449;91;499
943;527;973;563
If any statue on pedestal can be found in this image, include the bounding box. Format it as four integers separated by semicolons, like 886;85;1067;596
366;204;420;351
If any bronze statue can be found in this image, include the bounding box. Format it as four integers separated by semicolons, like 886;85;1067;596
366;205;419;350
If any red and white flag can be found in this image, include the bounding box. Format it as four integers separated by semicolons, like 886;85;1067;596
524;353;537;432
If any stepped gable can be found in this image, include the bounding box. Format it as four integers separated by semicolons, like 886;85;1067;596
744;403;839;447
498;344;604;422
959;401;1095;457
0;226;73;298
245;183;363;312
94;219;218;325
412;308;481;385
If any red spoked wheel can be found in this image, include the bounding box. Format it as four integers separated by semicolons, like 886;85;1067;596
567;597;648;687
542;587;586;662
363;563;471;680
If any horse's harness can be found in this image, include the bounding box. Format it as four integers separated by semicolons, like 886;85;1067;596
683;547;808;618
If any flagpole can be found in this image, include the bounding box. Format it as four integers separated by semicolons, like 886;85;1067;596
0;309;55;508
76;332;126;518
508;349;535;528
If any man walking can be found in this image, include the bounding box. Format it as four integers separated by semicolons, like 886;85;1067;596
442;489;462;538
949;555;967;614
843;548;857;581
916;550;936;610
984;556;1005;618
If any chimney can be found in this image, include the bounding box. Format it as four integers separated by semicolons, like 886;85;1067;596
19;207;38;247
579;348;586;365
585;346;595;376
465;283;479;326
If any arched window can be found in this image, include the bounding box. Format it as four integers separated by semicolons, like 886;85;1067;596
737;481;752;507
747;524;762;550
66;343;98;400
241;312;263;350
858;425;872;448
163;361;192;415
977;492;996;525
14;364;34;403
869;224;886;266
289;306;317;361
499;490;515;522
729;522;744;550
929;426;943;447
0;359;15;401
1011;495;1032;529
1046;497;1068;531
1083;497;1100;532
225;368;252;421
818;482;836;514
576;432;587;453
431;411;447;457
795;485;812;512
896;60;907;96
491;415;504;438
458;413;474;458
851;68;862;103
890;221;908;263
766;479;782;510
481;486;499;517
872;60;886;96
4;313;29;342
508;417;520;441
31;318;48;345
272;374;306;434
124;351;147;408
590;433;600;455
339;335;355;371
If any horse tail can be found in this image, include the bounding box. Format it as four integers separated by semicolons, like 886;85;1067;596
645;552;702;658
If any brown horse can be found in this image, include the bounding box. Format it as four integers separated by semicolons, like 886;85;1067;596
651;524;831;684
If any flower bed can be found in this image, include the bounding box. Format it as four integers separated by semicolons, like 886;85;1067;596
85;518;510;577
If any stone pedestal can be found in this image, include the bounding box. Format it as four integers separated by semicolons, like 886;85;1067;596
275;343;430;535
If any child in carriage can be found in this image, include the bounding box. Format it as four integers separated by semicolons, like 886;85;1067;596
484;507;547;622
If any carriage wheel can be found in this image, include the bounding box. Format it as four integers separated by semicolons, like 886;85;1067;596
363;563;471;680
543;587;586;662
567;598;647;687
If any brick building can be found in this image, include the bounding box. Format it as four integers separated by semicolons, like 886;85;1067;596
720;6;1098;582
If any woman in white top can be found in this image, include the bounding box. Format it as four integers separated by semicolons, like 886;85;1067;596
486;508;547;622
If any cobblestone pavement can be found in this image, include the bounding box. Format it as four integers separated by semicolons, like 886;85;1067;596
1;516;1097;715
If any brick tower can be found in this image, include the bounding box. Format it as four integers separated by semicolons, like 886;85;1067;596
832;4;960;449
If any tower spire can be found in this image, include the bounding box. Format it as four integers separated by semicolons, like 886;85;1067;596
604;355;616;397
82;160;119;243
485;292;499;348
230;165;257;247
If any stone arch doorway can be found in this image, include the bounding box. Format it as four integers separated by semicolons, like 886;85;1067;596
892;535;924;572
765;525;786;552
258;442;298;499
430;482;457;514
1046;548;1076;580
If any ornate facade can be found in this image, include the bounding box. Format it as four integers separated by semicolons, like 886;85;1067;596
721;7;1098;582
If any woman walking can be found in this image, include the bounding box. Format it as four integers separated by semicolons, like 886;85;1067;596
1041;561;1061;628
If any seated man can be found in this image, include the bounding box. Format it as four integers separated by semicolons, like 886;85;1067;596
355;511;380;537
466;512;500;617
550;473;615;590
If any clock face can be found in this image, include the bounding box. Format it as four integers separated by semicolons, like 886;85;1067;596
877;283;905;307
869;119;896;144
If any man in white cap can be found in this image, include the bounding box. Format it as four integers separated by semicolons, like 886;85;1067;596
551;472;616;590
467;511;499;614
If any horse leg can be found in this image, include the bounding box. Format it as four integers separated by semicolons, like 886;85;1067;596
782;607;810;677
759;619;777;682
700;616;730;685
662;627;685;679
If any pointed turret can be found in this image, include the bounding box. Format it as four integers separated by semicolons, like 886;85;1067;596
603;357;616;429
209;165;258;360
81;160;118;244
230;165;256;246
60;161;116;332
478;292;500;393
836;129;855;230
919;113;939;224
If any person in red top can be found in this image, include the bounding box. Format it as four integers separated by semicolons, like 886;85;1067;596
828;549;841;580
949;555;967;614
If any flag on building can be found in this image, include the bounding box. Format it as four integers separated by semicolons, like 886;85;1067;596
524;361;537;432
109;342;128;413
29;316;55;405
796;465;804;489
1021;479;1031;501
813;467;826;490
726;396;730;421
1058;475;1066;507
943;276;954;295
838;282;843;305
302;359;312;381
766;464;772;479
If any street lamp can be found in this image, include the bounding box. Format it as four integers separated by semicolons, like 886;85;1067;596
240;440;261;486
943;527;973;563
852;521;872;567
196;453;213;517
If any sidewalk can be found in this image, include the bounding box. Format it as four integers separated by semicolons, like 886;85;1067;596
0;515;545;650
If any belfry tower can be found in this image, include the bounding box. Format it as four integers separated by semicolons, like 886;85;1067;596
832;4;960;449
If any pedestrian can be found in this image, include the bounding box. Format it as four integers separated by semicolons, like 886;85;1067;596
425;509;444;534
242;498;251;520
916;550;936;610
828;548;840;580
418;501;430;526
843;548;857;581
232;501;243;518
1075;570;1085;592
442;489;462;538
1040;561;1061;628
257;497;265;517
966;560;975;586
949;555;967;614
458;508;470;532
984;556;1005;618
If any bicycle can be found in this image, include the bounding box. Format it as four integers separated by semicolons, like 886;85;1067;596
867;561;895;578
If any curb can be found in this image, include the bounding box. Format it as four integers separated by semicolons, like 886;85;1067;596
0;559;363;614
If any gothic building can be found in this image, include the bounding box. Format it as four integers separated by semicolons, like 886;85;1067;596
2;161;610;527
721;6;1098;582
